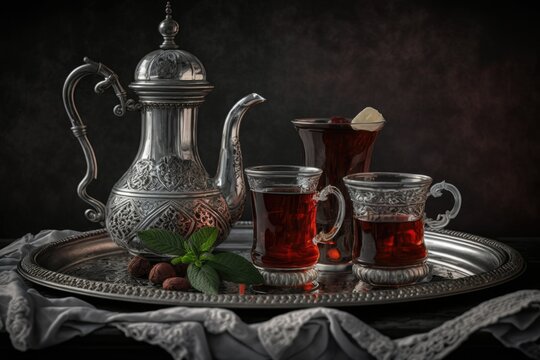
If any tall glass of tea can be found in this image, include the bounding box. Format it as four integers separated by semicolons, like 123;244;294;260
292;115;384;271
343;172;461;286
245;165;346;291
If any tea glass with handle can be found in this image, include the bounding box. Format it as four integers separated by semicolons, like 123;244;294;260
343;172;461;286
245;165;346;291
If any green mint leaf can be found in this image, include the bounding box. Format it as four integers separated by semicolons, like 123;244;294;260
207;252;264;285
187;263;220;295
137;229;185;256
189;227;219;252
184;238;199;257
171;256;184;265
180;253;197;264
200;252;214;261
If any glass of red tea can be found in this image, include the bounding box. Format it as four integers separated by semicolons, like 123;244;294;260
245;165;346;291
292;117;384;272
343;172;461;286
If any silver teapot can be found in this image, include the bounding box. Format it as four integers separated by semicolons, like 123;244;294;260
63;3;265;258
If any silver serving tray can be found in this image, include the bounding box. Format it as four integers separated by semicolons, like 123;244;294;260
17;227;525;308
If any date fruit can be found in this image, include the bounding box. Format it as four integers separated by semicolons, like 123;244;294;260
127;256;152;278
148;262;176;285
163;277;192;291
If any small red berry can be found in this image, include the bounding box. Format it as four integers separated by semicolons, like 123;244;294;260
327;247;342;261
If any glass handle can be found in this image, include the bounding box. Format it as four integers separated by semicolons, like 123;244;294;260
313;185;346;244
425;181;462;230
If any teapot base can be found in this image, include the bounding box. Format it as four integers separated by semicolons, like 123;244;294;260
105;191;231;256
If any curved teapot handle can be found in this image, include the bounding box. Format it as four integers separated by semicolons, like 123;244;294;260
62;57;140;224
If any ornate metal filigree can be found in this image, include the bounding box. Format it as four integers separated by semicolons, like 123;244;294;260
346;180;461;230
127;160;159;190
347;186;429;219
257;267;319;287
141;103;201;109
108;200;141;241
105;194;230;256
348;186;429;205
120;156;210;192
228;138;245;222
247;175;319;194
298;176;320;192
353;263;431;286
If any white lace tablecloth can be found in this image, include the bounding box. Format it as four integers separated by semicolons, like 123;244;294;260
1;230;539;359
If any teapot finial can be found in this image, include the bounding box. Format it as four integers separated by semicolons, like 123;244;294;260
159;2;179;49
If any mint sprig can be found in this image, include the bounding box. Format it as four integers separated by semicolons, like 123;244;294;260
138;226;263;294
137;229;186;256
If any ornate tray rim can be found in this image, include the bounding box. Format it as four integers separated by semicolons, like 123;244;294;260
17;228;525;308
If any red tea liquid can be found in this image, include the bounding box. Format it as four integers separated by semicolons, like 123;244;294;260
353;216;427;267
250;188;319;269
295;122;380;264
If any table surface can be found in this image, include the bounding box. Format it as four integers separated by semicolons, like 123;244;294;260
1;236;538;359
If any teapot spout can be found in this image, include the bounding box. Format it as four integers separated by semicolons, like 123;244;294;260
214;93;266;223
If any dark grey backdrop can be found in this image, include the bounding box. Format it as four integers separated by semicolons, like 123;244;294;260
1;0;539;239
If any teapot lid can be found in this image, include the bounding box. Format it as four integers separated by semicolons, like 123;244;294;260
129;2;213;104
